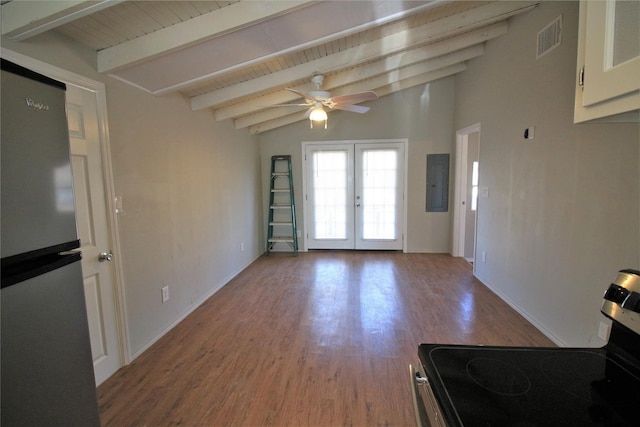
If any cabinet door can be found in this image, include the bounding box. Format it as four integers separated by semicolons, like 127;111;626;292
582;0;639;107
575;0;640;122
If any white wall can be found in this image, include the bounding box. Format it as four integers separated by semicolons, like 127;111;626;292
258;77;456;253
454;1;639;346
107;81;262;356
2;32;263;357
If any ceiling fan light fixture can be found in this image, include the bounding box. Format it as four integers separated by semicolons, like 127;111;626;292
309;105;327;129
276;74;376;129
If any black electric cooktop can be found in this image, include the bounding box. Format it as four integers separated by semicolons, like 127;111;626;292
418;344;640;427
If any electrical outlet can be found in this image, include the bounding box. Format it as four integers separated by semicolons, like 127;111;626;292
481;251;487;263
240;242;245;252
162;286;169;303
598;321;610;341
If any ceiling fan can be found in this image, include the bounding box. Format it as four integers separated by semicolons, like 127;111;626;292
276;74;378;128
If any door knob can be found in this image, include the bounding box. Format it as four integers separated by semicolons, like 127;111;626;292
98;251;113;262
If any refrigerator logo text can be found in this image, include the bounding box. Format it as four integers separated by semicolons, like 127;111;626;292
24;97;50;111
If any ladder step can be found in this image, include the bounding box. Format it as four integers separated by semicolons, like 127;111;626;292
267;154;298;255
269;237;295;243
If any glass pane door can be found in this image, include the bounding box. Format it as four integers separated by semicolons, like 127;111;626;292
355;143;404;250
305;144;354;249
304;141;405;251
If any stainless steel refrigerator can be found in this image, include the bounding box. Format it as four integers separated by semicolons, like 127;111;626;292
1;59;101;426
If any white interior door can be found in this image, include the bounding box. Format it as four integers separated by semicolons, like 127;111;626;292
67;84;121;386
454;124;480;261
305;144;355;249
305;141;405;250
355;143;405;250
463;134;479;261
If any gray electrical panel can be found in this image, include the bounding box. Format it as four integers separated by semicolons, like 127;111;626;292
426;154;449;212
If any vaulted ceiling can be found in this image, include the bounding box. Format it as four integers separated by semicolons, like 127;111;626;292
2;0;538;133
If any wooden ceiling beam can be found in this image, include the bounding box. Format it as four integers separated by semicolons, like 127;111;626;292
97;0;317;72
373;63;466;97
234;45;484;129
1;0;123;41
247;63;466;134
106;0;445;93
214;22;506;122
192;1;536;111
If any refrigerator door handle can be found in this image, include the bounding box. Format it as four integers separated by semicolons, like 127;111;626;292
1;251;82;289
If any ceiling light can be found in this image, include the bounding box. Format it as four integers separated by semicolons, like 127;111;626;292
309;104;327;129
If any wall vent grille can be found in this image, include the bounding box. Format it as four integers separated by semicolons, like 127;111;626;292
537;15;562;59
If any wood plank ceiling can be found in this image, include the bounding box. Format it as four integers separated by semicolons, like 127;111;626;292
2;0;538;134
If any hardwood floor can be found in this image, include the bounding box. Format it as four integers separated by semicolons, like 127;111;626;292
97;252;555;426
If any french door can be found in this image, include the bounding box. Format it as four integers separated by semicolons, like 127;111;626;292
304;141;405;250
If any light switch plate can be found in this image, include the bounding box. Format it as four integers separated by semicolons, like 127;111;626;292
524;126;535;139
115;196;123;214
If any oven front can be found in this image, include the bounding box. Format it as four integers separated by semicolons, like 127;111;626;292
410;363;446;427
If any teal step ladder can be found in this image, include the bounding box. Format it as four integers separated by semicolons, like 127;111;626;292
267;155;298;255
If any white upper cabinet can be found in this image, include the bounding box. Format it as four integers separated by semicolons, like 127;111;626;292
574;0;640;123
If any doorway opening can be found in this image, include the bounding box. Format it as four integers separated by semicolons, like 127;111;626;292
302;140;406;251
453;124;480;265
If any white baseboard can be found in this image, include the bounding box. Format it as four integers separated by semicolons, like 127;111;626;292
129;253;262;361
473;272;567;347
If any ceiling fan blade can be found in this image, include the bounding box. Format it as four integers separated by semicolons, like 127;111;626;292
329;91;378;105
286;88;315;102
270;103;311;107
332;104;370;114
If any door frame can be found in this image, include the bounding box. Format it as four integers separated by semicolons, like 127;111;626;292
453;123;480;263
2;48;131;365
301;139;408;252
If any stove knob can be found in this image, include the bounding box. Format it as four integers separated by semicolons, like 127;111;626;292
621;291;640;313
604;284;628;304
